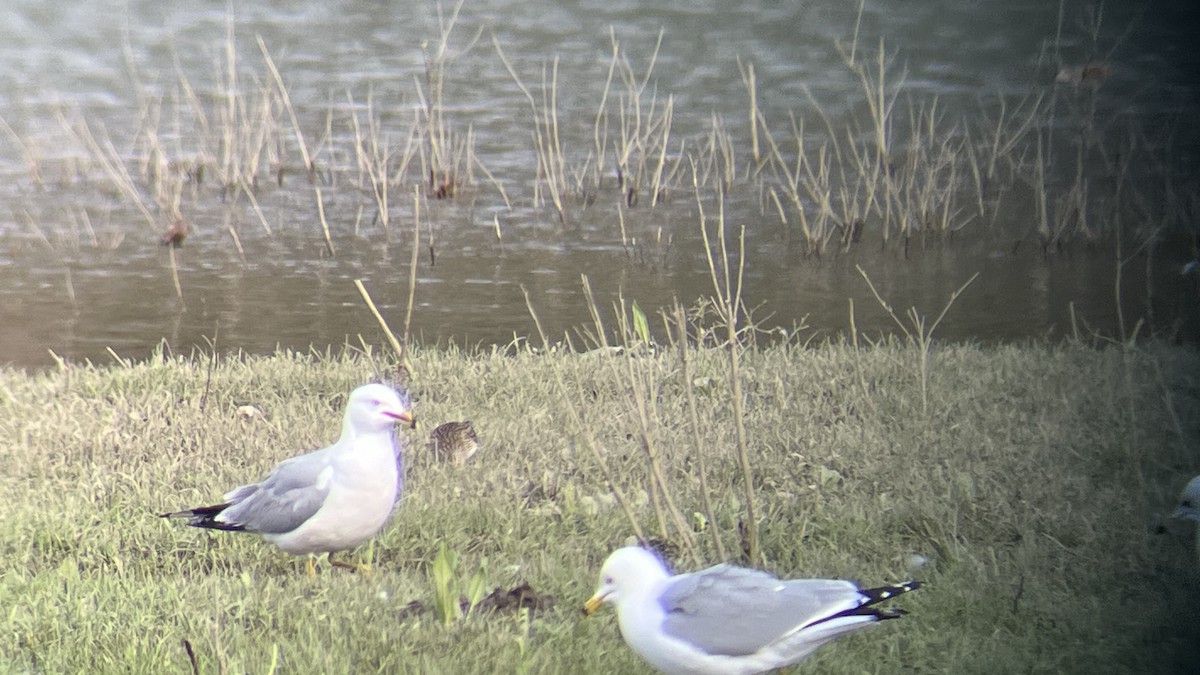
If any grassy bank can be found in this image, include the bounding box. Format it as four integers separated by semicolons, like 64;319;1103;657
2;339;1199;673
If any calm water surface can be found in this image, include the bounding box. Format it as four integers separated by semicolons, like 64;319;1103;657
1;0;1198;368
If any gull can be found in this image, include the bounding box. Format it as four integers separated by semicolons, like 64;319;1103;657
1175;475;1200;522
161;383;415;576
1172;474;1200;563
583;546;919;675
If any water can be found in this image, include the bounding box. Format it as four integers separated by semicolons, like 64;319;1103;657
1;0;1198;368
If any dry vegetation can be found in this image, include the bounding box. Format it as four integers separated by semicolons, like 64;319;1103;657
3;0;1189;277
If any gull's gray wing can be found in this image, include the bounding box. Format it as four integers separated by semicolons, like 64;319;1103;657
215;448;334;534
659;564;863;656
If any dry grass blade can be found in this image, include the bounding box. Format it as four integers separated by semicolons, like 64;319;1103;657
519;285;550;351
673;302;726;560
353;279;405;366
402;185;423;363
258;34;314;180
613;292;700;565
737;57;762;169
858;265;979;413
492;36;568;222
695;184;758;564
579;275;609;350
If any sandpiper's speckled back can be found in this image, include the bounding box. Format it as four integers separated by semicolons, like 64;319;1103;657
429;420;479;466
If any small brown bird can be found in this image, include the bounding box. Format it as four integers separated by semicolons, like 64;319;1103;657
429;420;479;466
1055;61;1112;88
160;218;191;248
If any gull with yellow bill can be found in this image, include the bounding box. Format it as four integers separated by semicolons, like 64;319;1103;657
583;546;919;674
161;383;415;576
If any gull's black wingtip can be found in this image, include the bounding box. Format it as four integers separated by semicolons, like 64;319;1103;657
857;580;921;621
159;503;246;531
808;580;920;628
861;580;922;604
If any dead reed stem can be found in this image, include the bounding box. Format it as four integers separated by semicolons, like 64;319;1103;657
739;58;761;168
549;367;647;544
239;179;274;236
493;36;568;223
858;266;979;414
222;208;246;263
58;110;156;229
167;245;183;300
258;35;314;180
314;187;335;256
419;0;479;196
673;302;726;560
402;186;422;359
696;187;758;564
519;285;550;351
347;90;394;232
608;297;700;566
580;275;609;349
353;279;405;364
592;38;618;188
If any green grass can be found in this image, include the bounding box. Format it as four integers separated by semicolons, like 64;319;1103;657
2;339;1199;673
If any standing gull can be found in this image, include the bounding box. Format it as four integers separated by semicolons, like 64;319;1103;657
583;546;919;675
161;383;415;576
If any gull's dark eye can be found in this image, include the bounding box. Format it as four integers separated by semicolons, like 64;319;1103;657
604;575;614;585
1184;500;1194;508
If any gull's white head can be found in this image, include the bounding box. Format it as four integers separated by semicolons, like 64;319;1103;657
1173;475;1200;523
344;383;414;435
584;546;670;615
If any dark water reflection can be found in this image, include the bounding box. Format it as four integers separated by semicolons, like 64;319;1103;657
0;0;1197;368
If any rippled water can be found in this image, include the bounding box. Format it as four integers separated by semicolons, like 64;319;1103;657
1;0;1198;368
